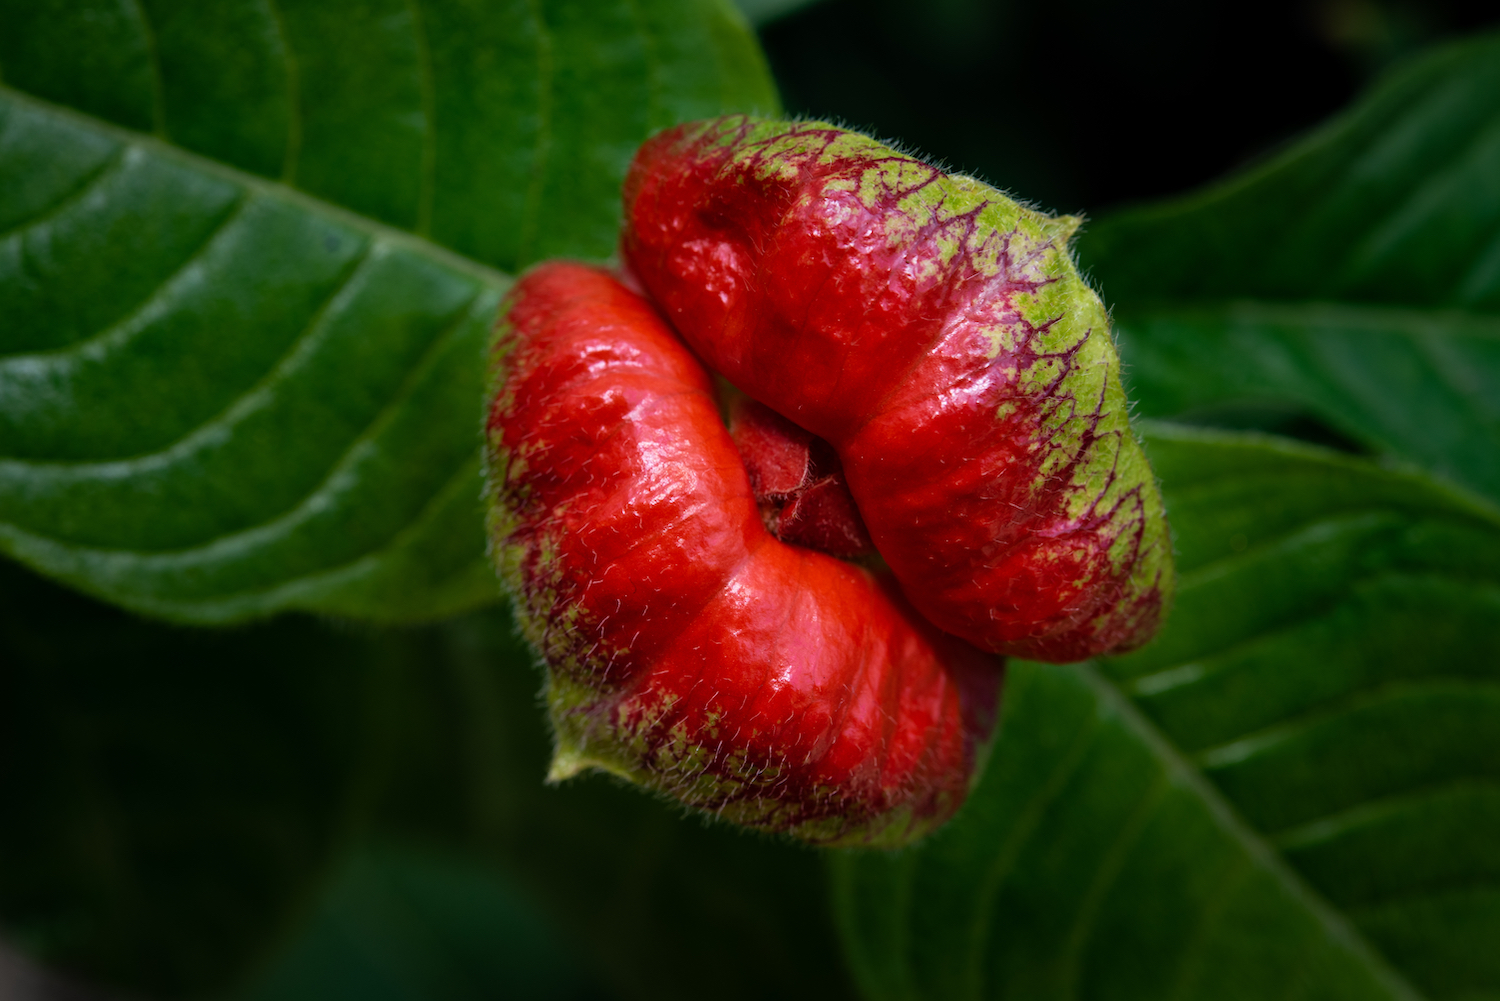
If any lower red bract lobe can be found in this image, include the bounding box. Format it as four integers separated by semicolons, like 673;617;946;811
488;263;1000;846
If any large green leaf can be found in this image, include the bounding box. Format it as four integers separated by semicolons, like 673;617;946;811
831;423;1500;1001
0;0;777;623
1077;33;1500;508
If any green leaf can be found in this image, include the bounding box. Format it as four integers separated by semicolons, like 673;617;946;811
831;423;1500;1001
0;0;778;623
1077;33;1500;508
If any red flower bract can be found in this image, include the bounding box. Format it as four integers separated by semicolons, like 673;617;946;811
485;117;1174;846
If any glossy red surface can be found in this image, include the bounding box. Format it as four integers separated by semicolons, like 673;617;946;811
488;263;1000;845
623;119;1167;660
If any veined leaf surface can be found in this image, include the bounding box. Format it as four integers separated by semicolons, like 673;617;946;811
0;0;777;623
832;424;1500;1001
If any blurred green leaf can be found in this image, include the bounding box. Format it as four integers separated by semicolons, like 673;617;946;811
733;0;826;27
0;0;778;623
233;845;608;1001
0;557;414;996
1078;33;1500;508
831;423;1500;1001
0;558;854;1001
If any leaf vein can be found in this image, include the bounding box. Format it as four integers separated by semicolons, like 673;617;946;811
1336;112;1500;293
1175;510;1396;590
1125;572;1500;699
1273;776;1500;848
405;0;437;236
968;718;1100;1001
0;147;125;246
0;449;488;622
1167;855;1255;1001
1058;773;1169;1001
1079;663;1423;1001
261;0;303;184
1;236;374;482
0;188;252;373
0;87;514;290
623;0;664;132
124;0;167;137
1195;676;1500;773
1346;880;1500;918
517;0;555;267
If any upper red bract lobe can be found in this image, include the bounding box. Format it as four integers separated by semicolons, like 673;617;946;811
489;263;999;845
622;120;1163;660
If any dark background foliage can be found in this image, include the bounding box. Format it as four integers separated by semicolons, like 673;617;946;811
762;0;1500;214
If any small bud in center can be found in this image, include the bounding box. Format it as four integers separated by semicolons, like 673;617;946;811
728;397;876;560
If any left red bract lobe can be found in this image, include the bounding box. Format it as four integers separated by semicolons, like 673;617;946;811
488;263;1001;846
